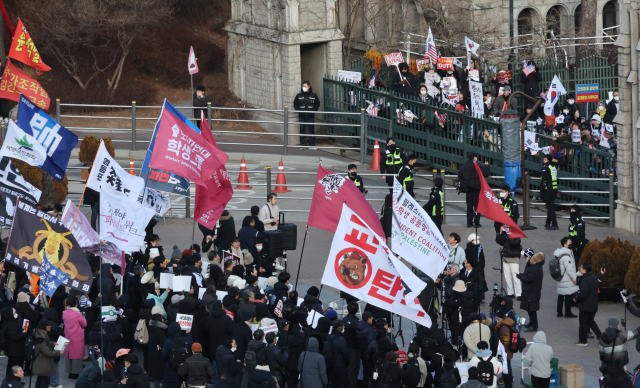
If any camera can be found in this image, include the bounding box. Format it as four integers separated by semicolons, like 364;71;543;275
493;283;499;291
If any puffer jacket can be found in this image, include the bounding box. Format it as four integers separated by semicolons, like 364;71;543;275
496;317;516;360
599;326;640;367
496;231;522;264
519;253;545;312
297;337;328;388
356;320;375;357
328;331;350;368
216;345;243;388
553;247;579;295
249;366;276;388
178;353;216;386
162;322;193;388
300;294;323;314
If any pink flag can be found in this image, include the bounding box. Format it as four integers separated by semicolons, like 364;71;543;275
149;109;228;189
308;166;385;238
194;114;233;229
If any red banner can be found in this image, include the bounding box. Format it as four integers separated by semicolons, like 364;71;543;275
194;114;233;229
437;58;453;71
0;59;50;111
8;19;51;74
474;163;526;239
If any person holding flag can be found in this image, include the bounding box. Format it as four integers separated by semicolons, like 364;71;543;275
521;61;542;98
544;75;567;117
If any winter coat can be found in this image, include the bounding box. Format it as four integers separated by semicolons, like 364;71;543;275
271;282;289;306
233;321;253;362
32;329;59;377
554;248;579;295
468;356;501;388
62;308;87;359
599;326;640;367
204;306;234;361
249;366;276;388
493;94;518;115
0;307;28;357
146;290;170;318
342;313;360;350
521;65;542;98
495;232;522;264
121;308;138;350
238;225;261;254
391;63;417;97
602;374;634;388
293;87;321;119
202;285;218;310
463;321;491;358
147;315;168;379
276;328;306;374
381;361;413;388
190;308;209;355
356;320;375;357
123;363;151;388
540;163;558;202
495;317;516;360
525;332;554;378
447;290;476;320
0;374;24;388
263;343;287;384
328;331;350;368
380;204;392;239
300;294;323;314
216;345;243;388
297;337;328;388
519;253;544;312
235;301;257;324
166;303;180;323
459;267;483;305
100;264;115;296
162;322;193;388
103;320;123;362
75;360;103;388
457;161;490;192
460;379;487;388
465;242;486;281
178;353;216;386
448;244;466;267
575;272;599;313
216;211;237;252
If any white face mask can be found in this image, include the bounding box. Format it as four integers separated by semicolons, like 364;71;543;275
598;106;604;111
552;131;558;137
499;192;507;198
302;87;309;92
256;245;263;252
231;347;237;352
420;90;427;96
567;100;574;105
614;96;619;101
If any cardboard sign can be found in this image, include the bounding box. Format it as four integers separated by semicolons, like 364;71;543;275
468;69;479;82
198;287;207;300
497;71;512;83
172;276;192;292
384;52;404;67
416;58;430;70
337;70;362;83
160;273;174;289
176;314;193;330
576;83;600;103
572;129;581;142
102;306;117;322
261;324;279;343
437;58;453;70
274;300;284;317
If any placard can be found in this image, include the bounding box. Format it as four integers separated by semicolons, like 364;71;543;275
468;69;479;82
497;70;512;83
572;129;581;143
524;131;536;149
160;273;174;289
437;58;453;70
23;319;29;332
337;70;362;83
469;81;483;118
307;311;324;328
576;83;600;103
102;306;117;322
384;52;404;67
274;300;283;317
54;336;70;351
216;291;228;300
526;121;537;131
198;287;207;300
258;277;269;290
176;314;193;330
261;324;279;343
172;276;192;292
416;58;430;70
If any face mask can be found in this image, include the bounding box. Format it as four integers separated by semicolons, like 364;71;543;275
614;96;619;101
231;347;237;352
350;172;356;177
598;106;604;111
567;244;573;250
567;100;574;105
302;87;309;92
447;70;453;74
256;245;263;252
388;145;397;152
420;90;427;96
499;192;507;198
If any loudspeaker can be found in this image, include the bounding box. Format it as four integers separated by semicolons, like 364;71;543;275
277;212;297;250
263;230;284;258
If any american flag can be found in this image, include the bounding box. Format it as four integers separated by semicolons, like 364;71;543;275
425;27;438;64
523;63;535;76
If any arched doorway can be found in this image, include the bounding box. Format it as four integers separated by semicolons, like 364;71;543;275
603;1;617;35
574;4;581;35
547;5;569;38
518;8;535;36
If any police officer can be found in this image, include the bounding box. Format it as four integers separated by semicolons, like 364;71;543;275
379;137;407;189
347;164;366;194
293;80;320;149
541;154;559;230
494;185;519;233
423;177;444;235
398;154;417;198
569;204;587;268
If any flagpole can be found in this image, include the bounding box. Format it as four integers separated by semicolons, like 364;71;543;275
191;185;196;251
99;222;104;379
293;225;309;292
123;256;130;311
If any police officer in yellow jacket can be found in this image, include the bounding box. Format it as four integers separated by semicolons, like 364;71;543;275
347;164;366;194
541;154;559;230
397;154;417;198
494;184;519;233
423;177;444;235
380;137;407;189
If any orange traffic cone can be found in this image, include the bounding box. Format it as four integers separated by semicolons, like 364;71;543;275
368;140;381;171
129;158;135;175
273;161;292;193
236;158;252;189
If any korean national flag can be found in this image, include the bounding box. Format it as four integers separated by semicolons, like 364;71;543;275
17;95;78;181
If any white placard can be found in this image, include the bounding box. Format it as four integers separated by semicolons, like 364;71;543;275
54;336;70;351
469;81;483;118
456;362;470;385
176;314;193;330
524;131;536;149
261;324;278;343
599;135;610;149
307;311;324;328
160;273;174;289
337;70;362;83
101;306;117;322
216;291;228;300
572;129;581;143
172;276;192;292
258;277;269;290
198;288;207;300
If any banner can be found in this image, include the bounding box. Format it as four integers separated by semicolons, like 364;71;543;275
320;203;431;327
0;157;41;226
17;96;78;181
194;115;233;230
474;163;526;238
39;253;70;297
86;141;145;198
8;19;51;74
469;81;484;118
384;52;404;68
60;201;122;266
176;313;193;330
308;165;384;238
149;105;228;189
138;188;169;218
416;58;430;70
544;75;567;117
0;120;47;167
6;199;93;292
0;59;50;110
465;37;479;55
576;83;600;103
188;46;198;75
99;191;155;253
391;178;449;280
337;70;362;83
437;58;453;71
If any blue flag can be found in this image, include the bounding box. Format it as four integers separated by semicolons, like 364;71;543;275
17;96;79;181
140;99;200;196
39;252;71;297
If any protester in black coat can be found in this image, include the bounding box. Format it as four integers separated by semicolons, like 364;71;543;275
96;369;119;388
204;301;234;362
300;287;323;314
276;320;306;388
216;338;243;388
380;195;393;239
457;153;490;227
521;61;542;98
190;302;209;357
215;211;236;253
517;252;545;331
49;286;67;318
147;314;168;382
391;62;417;97
232;310;253;362
2;307;29;376
121;308;138;350
123;355;151;388
575;263;603;345
162;322;193;388
264;333;287;387
329;323;350;369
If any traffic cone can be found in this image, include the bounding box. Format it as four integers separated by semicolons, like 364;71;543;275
236;158;252;189
368;140;381;171
274;161;292;193
129;158;135;175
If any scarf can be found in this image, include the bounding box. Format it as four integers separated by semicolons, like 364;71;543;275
476;348;492;358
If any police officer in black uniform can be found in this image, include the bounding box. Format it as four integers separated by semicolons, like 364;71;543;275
293;80;320;148
494;184;519;233
569;204;587;269
379;137;407;190
541;154;559;230
347;164;366;194
397;154;417;198
423;177;444;235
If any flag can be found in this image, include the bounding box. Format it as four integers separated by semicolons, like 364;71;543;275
149;106;229;189
369;76;375;88
137;188;170;219
544;75;567;117
0;157;41;226
194;113;233;230
465;36;480;55
6;199;93;293
100;191;156;252
0;120;47;167
8;19;51;75
453;58;462;68
474;163;526;238
308;165;384;238
17;95;78;181
425;27;438;64
391;178;449;280
523;63;535;76
0;59;50;111
320;203;431;327
87;141;145;198
39;252;70;297
140;100;201;197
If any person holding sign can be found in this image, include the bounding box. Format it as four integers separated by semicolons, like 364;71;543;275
32;320;66;388
391;62;417;97
146;283;171;318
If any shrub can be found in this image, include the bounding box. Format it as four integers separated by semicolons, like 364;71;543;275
11;160;67;209
78;136;115;165
625;248;640;296
579;237;635;288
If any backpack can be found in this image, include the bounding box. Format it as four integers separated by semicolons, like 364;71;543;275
418;335;436;360
24;336;38;363
245;348;258;372
439;368;457;388
458;180;469;194
135;319;149;344
476;356;495;386
508;326;527;353
323;337;335;369
632;366;640;388
401;357;422;388
377;364;393;388
169;337;192;370
549;254;568;281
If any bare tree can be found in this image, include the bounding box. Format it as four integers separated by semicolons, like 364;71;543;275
576;0;598;61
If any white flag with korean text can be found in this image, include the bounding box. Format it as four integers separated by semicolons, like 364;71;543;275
86;141;145;198
100;191;155;252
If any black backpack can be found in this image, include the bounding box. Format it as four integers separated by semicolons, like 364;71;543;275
169;337;192;370
377;364;393;388
245;348;258;372
401;357;422;388
476;356;495;386
549;254;568;281
323;337;335;369
25;336;38;363
439;368;457;388
417;335;436;360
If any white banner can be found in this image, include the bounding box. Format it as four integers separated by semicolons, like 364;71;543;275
391;179;449;280
99;191;155;252
138;188;169;218
337;70;362;83
320;203;432;327
87;141;145;198
469;81;484;118
0;120;47;167
0;157;41;201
